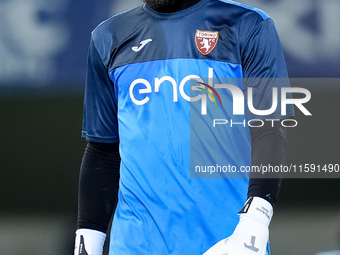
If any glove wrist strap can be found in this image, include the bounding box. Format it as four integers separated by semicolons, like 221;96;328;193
74;229;106;255
239;196;273;226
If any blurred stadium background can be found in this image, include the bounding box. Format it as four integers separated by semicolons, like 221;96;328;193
0;0;339;254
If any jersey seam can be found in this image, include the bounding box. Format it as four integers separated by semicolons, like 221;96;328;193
92;7;147;69
219;0;269;19
109;57;242;74
90;37;111;77
240;18;270;56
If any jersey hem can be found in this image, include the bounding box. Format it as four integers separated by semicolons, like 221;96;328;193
82;131;119;143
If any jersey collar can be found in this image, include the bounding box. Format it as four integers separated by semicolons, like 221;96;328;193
143;0;210;19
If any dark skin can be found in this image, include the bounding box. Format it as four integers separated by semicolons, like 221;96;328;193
143;0;201;13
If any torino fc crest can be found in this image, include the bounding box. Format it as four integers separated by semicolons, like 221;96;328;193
195;30;219;55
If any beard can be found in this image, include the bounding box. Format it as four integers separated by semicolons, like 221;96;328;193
142;0;181;11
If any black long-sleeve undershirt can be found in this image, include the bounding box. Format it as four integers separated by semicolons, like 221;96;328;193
248;123;287;207
77;142;120;233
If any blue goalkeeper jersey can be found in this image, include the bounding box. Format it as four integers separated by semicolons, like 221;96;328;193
82;0;294;254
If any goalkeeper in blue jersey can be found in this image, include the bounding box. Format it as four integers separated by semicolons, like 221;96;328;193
74;0;295;254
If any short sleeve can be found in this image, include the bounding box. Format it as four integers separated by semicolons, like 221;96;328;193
81;38;119;143
241;18;295;120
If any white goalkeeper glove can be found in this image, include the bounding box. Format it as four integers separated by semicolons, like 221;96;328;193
203;196;273;255
74;229;106;255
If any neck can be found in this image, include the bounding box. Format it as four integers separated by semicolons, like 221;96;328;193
152;0;202;13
